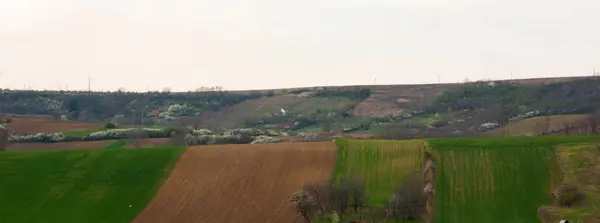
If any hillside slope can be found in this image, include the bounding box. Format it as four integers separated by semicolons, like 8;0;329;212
1;76;597;138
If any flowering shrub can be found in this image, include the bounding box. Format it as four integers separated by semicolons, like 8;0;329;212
189;129;213;136
157;104;199;120
184;128;283;145
9;132;66;143
83;128;175;141
185;134;252;145
508;110;541;123
478;122;500;131
250;136;282;144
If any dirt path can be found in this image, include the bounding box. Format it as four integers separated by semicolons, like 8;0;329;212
133;142;338;223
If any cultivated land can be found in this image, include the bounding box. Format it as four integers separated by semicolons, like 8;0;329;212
5;140;117;151
334;138;426;205
428;136;600;223
0;147;184;223
133;142;338;223
0;116;100;134
538;143;600;222
4;76;600;222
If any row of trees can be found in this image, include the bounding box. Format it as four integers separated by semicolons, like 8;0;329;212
0;89;264;122
290;175;427;223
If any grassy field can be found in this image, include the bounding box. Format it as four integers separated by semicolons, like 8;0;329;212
428;136;600;223
538;143;600;222
333;138;427;206
486;114;587;136
103;140;127;149
0;147;184;223
64;127;114;137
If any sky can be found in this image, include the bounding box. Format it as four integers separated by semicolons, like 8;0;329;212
0;0;599;91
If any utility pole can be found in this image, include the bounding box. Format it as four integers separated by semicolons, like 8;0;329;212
374;77;376;85
510;69;513;79
88;76;91;92
438;74;441;84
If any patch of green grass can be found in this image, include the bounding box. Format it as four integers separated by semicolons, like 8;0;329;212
0;146;185;223
427;136;600;223
64;127;112;137
334;138;426;206
539;143;600;222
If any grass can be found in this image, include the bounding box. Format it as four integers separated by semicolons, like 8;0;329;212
64;127;113;137
427;136;600;223
486;114;587;136
333;138;426;206
0;146;185;223
104;140;127;149
538;143;600;222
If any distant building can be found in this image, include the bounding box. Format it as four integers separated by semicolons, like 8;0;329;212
150;110;160;117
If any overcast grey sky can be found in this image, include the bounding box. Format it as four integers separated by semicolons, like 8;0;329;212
0;0;599;91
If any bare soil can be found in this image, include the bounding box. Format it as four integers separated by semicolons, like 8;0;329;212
6;140;115;151
0;116;99;134
133;142;338;223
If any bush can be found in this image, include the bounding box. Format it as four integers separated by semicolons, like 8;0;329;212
553;185;582;207
183;128;282;146
0;125;8;151
9;132;66;143
250;136;282;144
104;121;117;129
83;128;175;141
387;174;427;221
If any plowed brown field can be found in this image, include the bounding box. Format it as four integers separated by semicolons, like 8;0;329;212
6;140;115;151
133;142;338;223
0;116;99;134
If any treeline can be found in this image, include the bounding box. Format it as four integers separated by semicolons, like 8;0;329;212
0;90;262;122
427;78;600;118
290;175;428;222
0;87;372;123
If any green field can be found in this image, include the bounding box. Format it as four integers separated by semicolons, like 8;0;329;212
334;138;427;206
103;140;127;149
0;147;184;223
428;136;600;223
538;143;600;222
64;127;114;137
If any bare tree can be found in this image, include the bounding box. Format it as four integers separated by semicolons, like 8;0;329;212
387;174;427;221
562;121;572;136
345;177;366;213
0;125;7;151
587;112;600;135
542;117;551;135
329;182;350;214
126;128;148;148
303;183;331;214
289;190;318;223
